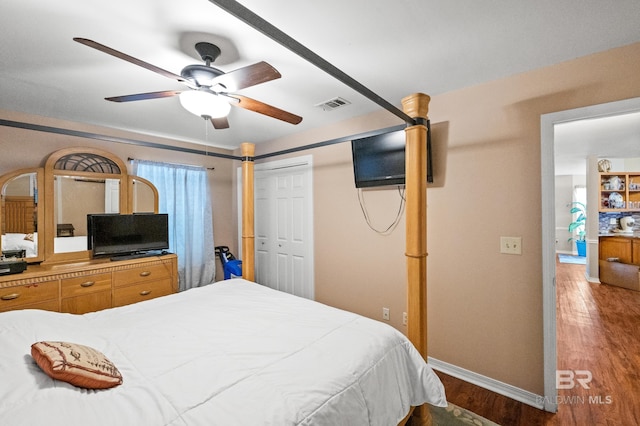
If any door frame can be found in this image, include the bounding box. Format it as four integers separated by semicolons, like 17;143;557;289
541;96;640;412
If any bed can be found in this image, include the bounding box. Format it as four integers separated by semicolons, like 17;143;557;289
235;93;435;423
0;278;446;425
0;55;436;421
1;232;37;258
0;93;435;424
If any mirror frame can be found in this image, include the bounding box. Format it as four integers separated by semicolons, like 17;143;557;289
44;147;129;263
0;147;159;265
0;167;44;263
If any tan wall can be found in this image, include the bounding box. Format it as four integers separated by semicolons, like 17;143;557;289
250;42;640;395
0;111;236;281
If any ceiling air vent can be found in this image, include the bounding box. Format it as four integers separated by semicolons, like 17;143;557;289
315;97;351;112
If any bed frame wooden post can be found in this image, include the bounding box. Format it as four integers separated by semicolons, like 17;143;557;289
402;93;431;357
401;93;432;425
240;142;256;281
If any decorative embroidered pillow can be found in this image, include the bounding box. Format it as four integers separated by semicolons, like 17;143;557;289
31;341;123;389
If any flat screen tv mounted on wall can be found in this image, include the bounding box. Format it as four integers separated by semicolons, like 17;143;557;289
87;213;169;259
351;122;433;188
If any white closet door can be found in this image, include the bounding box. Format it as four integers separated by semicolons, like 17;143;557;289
251;156;314;299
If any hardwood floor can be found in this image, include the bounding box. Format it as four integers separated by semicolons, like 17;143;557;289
435;257;640;425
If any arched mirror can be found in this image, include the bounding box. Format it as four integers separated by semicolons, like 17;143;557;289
52;175;122;254
44;148;129;263
0;168;44;263
1;148;159;265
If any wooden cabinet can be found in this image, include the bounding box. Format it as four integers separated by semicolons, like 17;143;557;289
599;236;632;264
599;172;640;211
0;254;177;313
633;240;640;266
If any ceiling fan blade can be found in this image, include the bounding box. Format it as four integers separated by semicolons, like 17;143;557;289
105;90;182;103
228;95;302;125
211;61;281;91
74;37;188;84
210;116;230;129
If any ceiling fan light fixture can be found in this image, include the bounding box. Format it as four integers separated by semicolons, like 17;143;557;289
179;90;231;118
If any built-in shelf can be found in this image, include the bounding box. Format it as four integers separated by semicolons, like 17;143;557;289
599;172;640;212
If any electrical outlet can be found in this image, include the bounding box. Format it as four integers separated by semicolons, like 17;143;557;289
500;236;522;255
382;307;390;321
402;312;408;326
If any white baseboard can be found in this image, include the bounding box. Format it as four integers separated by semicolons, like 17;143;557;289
586;274;601;284
427;357;545;410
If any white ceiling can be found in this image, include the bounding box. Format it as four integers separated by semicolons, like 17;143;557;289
555;111;640;176
2;0;640;151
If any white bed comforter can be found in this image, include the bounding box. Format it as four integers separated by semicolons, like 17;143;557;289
1;233;37;257
0;279;446;425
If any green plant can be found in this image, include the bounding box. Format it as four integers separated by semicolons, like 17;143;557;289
568;201;586;242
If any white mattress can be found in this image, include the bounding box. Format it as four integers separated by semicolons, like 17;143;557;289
1;233;37;257
0;279;446;425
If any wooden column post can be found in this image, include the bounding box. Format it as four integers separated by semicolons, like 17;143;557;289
240;142;255;281
402;93;432;426
402;93;430;358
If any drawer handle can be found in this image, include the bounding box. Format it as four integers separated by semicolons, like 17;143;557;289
1;293;20;301
139;290;152;296
139;271;151;277
80;281;95;287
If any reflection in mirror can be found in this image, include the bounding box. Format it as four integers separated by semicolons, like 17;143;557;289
53;176;120;253
131;178;157;213
1;172;39;259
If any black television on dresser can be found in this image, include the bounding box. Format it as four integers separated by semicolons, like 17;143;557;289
87;213;169;259
351;122;433;188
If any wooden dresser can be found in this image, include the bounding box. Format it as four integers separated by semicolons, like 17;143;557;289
0;254;178;314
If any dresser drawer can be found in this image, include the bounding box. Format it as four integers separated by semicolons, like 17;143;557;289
0;280;59;312
61;272;112;298
5;299;60;312
113;263;172;288
61;291;112;314
113;279;173;307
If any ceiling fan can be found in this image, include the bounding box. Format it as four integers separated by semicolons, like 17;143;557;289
73;37;302;129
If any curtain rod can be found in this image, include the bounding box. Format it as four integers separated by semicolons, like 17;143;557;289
208;0;416;126
128;157;215;170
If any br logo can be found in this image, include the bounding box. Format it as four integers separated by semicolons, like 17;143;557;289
556;370;592;389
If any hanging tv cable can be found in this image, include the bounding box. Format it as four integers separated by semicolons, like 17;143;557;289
357;186;405;235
